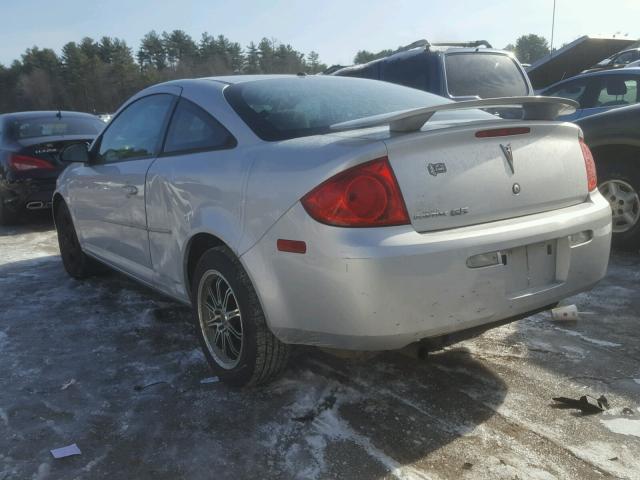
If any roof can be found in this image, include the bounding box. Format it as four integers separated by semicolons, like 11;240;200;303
542;67;640;90
330;46;513;76
0;110;97;119
204;74;300;85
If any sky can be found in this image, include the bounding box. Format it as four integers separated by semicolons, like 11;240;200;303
1;0;639;67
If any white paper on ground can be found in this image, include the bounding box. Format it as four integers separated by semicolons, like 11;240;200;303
50;443;81;458
200;377;219;384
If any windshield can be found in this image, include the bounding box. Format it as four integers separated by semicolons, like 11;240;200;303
224;76;448;141
445;53;529;98
8;116;103;140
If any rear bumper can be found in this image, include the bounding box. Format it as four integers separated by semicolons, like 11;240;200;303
0;177;56;210
241;191;612;350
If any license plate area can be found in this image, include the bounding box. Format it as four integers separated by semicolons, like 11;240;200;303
505;240;557;294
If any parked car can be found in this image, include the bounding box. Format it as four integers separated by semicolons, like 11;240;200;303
526;35;636;90
539;68;640;121
0;111;105;224
584;47;640;73
330;40;532;100
54;75;611;386
577;103;640;249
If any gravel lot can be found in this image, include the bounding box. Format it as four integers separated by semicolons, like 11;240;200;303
1;219;639;480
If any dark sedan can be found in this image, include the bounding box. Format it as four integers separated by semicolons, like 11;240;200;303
540;68;640;122
577;103;640;249
0;111;104;224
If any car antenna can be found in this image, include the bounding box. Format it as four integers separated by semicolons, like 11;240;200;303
56;110;62;119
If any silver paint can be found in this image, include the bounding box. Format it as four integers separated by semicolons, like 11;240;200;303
56;75;612;350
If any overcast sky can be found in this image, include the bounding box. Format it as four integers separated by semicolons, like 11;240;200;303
1;0;638;67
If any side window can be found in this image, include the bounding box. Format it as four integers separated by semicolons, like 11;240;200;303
614;51;637;65
595;79;639;107
381;53;429;91
546;81;587;105
163;99;235;154
98;94;174;163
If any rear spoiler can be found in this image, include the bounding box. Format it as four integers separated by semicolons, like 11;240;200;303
330;96;578;133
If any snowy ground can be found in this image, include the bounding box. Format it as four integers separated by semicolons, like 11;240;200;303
1;218;639;480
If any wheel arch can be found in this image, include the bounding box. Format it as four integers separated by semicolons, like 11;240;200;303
183;232;231;301
590;143;640;174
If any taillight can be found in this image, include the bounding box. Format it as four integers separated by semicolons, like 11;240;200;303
9;154;55;171
579;138;597;192
475;127;531;138
301;157;410;227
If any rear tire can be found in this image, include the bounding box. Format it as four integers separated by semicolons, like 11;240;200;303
192;246;290;387
598;162;640;251
55;201;103;278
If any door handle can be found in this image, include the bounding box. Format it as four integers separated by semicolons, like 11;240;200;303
122;185;138;196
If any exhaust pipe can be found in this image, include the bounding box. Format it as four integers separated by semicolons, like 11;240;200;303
26;201;49;210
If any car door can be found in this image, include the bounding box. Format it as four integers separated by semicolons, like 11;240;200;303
145;97;238;300
69;91;177;280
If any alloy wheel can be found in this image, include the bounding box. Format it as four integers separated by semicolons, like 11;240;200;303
197;270;244;370
600;179;640;233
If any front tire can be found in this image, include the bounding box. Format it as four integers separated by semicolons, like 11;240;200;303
55;201;102;278
192;246;290;387
598;162;640;251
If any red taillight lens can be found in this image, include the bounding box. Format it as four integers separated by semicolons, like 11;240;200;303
579;138;597;192
475;127;531;138
9;154;55;171
301;157;410;227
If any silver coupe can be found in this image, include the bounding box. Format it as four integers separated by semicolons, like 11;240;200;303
54;75;612;386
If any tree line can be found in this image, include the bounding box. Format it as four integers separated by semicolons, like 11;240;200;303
0;31;327;114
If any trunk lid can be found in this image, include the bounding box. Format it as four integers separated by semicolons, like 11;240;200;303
15;135;94;178
18;134;94;166
383;121;588;232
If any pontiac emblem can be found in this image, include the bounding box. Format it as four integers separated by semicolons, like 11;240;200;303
500;144;515;174
427;162;447;176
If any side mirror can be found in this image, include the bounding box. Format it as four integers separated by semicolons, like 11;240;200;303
61;142;90;163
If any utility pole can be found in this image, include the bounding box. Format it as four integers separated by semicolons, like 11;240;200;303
550;0;557;55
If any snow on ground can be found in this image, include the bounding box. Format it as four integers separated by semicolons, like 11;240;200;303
1;220;639;479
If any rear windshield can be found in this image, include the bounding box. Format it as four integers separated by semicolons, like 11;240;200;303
224;76;448;141
445;53;529;98
8;116;103;140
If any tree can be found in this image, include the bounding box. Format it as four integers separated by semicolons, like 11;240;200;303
244;42;260;73
353;48;394;64
0;31;329;113
258;38;276;73
137;31;167;70
163;30;197;68
514;34;550;64
306;51;326;74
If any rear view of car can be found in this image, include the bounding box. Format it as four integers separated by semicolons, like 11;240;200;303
0;111;104;224
54;76;611;386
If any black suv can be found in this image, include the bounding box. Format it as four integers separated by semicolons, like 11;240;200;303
330;40;532;100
